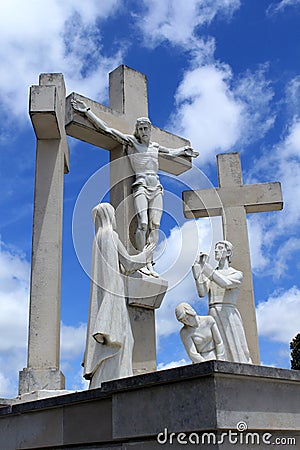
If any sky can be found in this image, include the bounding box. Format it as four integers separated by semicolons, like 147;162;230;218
1;0;300;397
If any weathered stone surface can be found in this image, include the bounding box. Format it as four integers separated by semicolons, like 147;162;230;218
19;74;68;395
1;362;300;449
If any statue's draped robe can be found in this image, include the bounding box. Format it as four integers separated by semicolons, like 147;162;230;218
196;267;252;364
83;204;143;388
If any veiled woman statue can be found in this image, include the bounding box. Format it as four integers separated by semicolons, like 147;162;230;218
83;203;155;388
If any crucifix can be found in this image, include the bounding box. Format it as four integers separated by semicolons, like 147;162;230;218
20;65;194;394
182;152;283;364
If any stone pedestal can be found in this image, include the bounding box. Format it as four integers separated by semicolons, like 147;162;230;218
18;368;65;397
1;362;299;449
126;273;168;374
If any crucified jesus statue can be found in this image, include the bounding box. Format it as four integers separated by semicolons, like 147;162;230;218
72;99;199;277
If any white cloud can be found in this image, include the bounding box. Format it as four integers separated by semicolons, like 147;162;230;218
262;120;300;230
233;66;275;144
139;0;240;49
267;0;300;15
243;115;300;278
0;241;29;397
0;0;122;120
169;64;243;164
0;242;29;352
248;217;270;272
157;358;189;370
0;372;14;398
169;64;274;165
257;286;300;343
285;76;300;116
61;322;86;361
0;240;88;397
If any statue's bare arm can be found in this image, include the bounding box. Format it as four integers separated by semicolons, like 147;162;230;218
192;253;210;297
117;237;156;273
71;99;133;146
158;144;199;158
180;330;205;363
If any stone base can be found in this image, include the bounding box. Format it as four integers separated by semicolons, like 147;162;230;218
0;390;74;408
1;362;299;449
18;367;65;396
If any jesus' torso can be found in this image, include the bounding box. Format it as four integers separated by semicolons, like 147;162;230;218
127;138;160;176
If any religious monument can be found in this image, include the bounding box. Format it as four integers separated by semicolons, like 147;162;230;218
18;66;195;396
0;65;299;450
70;98;198;387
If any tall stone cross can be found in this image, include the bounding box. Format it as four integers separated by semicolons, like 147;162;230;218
19;65;192;394
182;152;283;365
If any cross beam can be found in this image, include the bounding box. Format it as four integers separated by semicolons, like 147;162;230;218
183;152;283;364
65;66;192;176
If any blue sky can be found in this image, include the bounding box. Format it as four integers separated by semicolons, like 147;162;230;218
1;0;300;397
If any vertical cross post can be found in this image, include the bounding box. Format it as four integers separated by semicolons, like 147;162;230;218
108;67;157;373
65;65;192;374
19;74;69;394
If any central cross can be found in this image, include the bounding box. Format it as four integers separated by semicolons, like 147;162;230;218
21;66;194;394
65;66;193;374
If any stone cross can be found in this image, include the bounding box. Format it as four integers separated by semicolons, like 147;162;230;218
19;74;69;394
20;66;192;394
182;152;283;365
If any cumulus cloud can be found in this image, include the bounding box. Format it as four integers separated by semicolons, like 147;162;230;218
233;65;275;144
0;240;88;397
169;64;243;164
0;241;29;397
61;322;86;361
243;111;300;278
139;0;240;49
169;64;274;165
248;216;270;272
0;242;29;352
257;286;300;343
136;0;274;164
0;0;123;120
285;76;300;116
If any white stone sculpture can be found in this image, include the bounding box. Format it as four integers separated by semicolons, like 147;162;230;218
175;302;225;363
71;99;198;277
192;241;252;364
83;203;155;388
